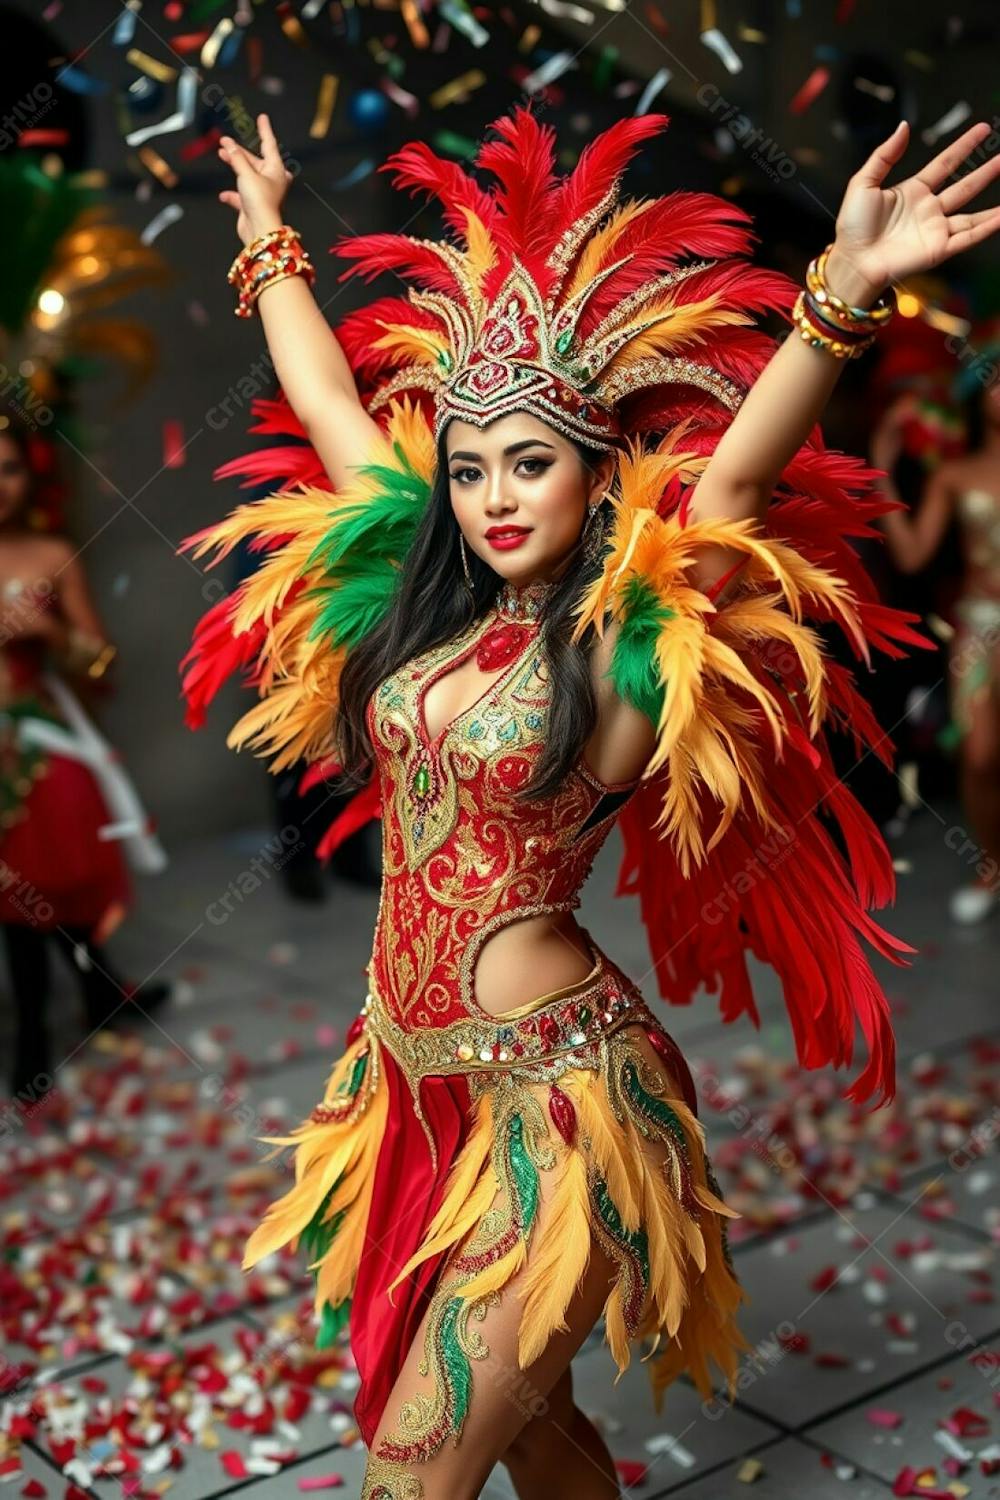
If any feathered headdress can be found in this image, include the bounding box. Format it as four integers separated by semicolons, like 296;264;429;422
333;109;778;449
180;107;934;1106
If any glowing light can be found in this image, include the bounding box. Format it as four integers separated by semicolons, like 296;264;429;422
896;292;921;318
37;288;65;316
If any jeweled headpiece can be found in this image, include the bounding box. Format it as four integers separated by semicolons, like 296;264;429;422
330;108;773;453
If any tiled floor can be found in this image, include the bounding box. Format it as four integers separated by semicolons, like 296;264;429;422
1;800;998;1496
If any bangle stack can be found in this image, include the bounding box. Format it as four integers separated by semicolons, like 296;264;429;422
227;225;315;318
791;242;896;359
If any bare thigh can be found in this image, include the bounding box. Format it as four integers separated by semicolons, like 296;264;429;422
360;1088;618;1500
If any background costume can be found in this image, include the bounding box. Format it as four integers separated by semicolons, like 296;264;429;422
180;108;924;1487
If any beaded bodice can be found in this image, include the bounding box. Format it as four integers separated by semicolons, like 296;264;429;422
364;583;639;1030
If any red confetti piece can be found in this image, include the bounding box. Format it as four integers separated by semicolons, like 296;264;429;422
789;66;830;115
868;1407;904;1428
614;1458;648;1486
162;419;186;469
297;1479;345;1492
221;1452;250;1480
943;1406;989;1437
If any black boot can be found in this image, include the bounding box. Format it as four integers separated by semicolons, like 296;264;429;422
53;926;172;1031
3;923;55;1102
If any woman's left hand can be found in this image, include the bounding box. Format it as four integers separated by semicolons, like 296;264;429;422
829;119;1000;301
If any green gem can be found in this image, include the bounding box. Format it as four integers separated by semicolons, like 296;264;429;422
578;1004;591;1024
555;328;573;354
414;764;431;796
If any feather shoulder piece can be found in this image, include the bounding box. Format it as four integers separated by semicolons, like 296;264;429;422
577;429;930;1109
177;398;433;773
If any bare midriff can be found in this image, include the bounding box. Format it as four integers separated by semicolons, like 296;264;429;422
471;909;598;1019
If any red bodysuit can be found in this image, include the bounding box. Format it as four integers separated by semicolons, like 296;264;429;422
365;593;638;1030
242;576;748;1463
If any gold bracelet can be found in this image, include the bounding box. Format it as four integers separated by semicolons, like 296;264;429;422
58;628;117;678
228;226;315;318
227;224;300;283
806;244;896;328
791;290;876;359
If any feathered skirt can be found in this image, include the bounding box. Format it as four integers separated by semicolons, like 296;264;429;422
241;945;752;1453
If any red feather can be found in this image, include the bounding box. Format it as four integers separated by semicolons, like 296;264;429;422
380;139;498;240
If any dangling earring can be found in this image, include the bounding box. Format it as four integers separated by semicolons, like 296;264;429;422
459;531;474;595
582;494;608;565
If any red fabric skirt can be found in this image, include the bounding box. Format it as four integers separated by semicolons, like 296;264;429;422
0;751;132;937
350;1050;472;1445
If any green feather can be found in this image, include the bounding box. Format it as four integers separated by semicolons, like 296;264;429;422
507;1114;540;1233
300;1179;346;1264
303;443;433;649
315;1295;351;1349
622;1058;688;1154
608;575;676;728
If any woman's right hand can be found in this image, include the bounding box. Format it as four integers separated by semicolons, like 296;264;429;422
217;113;293;247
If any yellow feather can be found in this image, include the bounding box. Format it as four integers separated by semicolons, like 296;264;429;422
565;198;653;300
516;1145;592;1367
370;320;450;369
599;299;750;375
563;1075;641;1231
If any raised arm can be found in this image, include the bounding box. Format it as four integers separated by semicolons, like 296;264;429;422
869;401;958;574
217;114;380;492
687;119;1000;591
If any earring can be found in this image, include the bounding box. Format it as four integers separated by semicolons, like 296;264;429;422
459;531;474;594
582;494;608;564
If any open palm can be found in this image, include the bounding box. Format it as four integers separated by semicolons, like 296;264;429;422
835;119;1000;289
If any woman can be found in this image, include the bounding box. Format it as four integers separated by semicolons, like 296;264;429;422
0;420;168;1101
872;359;1000;924
183;108;1000;1499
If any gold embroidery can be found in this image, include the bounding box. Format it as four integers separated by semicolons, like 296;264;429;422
366;616;637;1028
361;1455;424;1499
375;1084;554;1466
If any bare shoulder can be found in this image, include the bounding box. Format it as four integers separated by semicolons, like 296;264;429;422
582;613;658;788
15;532;76;580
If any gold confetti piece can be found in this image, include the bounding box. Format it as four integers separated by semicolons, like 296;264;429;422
699;0;716;30
401;0;430;47
429;69;487;109
280;13;310;46
738;24;767;41
736;1457;764;1482
201;17;234;69
200;1427;220;1450
310;73;338;137
539;0;595;21
137;145;178;188
855;76;895;102
519;22;541;50
125;48;177;82
903;49;934;70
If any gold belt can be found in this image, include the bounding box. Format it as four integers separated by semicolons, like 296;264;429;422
362;957;654;1088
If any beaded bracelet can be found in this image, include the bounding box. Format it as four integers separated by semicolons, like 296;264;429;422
791;290;876;359
805;243;896;329
227;225;316;318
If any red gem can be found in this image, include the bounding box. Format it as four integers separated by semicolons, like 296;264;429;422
539;1016;560;1048
512;1042;524;1057
476;622;530;671
548;1085;576;1144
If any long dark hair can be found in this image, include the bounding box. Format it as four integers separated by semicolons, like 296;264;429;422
335;424;613;802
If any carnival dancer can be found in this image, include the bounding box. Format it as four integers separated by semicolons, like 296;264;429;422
872;334;1000;924
0;420;168;1102
182;108;1000;1498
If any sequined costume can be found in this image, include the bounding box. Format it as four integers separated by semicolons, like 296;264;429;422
179;107;926;1487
